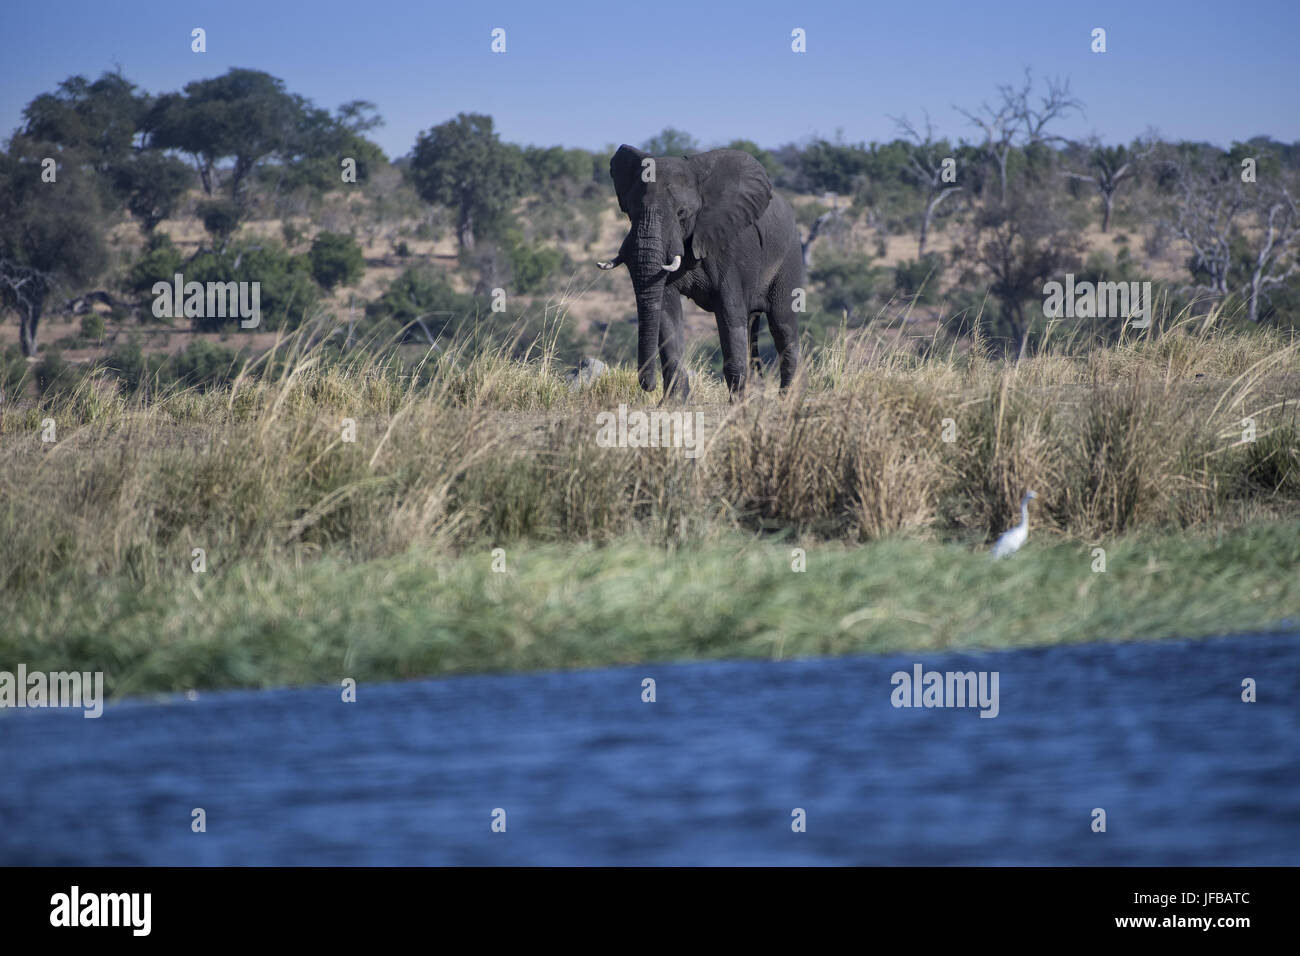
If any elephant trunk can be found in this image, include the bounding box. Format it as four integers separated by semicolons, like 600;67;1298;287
631;213;668;392
634;280;664;392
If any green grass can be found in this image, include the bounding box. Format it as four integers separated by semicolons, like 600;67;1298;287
5;519;1297;698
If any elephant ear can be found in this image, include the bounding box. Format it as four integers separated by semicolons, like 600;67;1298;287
610;144;650;216
690;150;773;260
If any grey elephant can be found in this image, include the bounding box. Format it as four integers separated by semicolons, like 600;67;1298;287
597;145;804;399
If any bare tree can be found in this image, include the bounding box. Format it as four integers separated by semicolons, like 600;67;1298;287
1062;138;1151;233
964;189;1083;360
1160;149;1300;322
1244;186;1300;322
1166;160;1244;297
0;262;51;358
801;193;847;270
957;69;1083;205
891;114;962;256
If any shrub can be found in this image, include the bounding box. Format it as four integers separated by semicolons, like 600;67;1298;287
80;313;106;343
127;232;184;299
308;232;365;291
504;232;566;294
811;250;882;324
197;199;243;243
366;266;479;342
186;240;319;331
894;254;945;298
34;350;75;399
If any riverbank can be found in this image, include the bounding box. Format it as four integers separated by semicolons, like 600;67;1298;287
2;319;1297;696
4;520;1297;696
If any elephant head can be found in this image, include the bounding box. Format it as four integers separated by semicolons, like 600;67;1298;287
604;145;773;391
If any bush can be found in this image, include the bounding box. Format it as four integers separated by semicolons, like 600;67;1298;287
127;232;184;299
504;232;567;294
811;250;882;324
0;346;28;399
186;240;319;331
308;232;365;291
170;339;244;391
104;338;167;392
894;254;945;298
34;350;75;399
80;313;106;343
197;200;243;243
366;266;479;342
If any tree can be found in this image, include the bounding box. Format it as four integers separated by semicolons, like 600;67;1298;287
965;189;1083;359
365;265;477;342
197;199;243;249
0;145;111;356
797;137;873;195
113;151;193;233
184;240;318;331
1063;140;1148;233
1241;187;1300;323
1162;148;1300;322
270;99;388;195
21;70;191;234
520;145;601;200
957;69;1082;205
146;69;300;201
891;115;963;256
21;71;145;176
409;113;524;250
641;128;699;156
811;249;882;324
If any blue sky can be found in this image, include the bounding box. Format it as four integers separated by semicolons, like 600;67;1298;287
2;0;1296;157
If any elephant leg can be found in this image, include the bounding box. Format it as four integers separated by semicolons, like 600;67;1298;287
658;289;689;401
748;312;765;379
715;303;750;397
767;295;801;390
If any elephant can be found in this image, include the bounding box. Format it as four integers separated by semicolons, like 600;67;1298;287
596;145;804;399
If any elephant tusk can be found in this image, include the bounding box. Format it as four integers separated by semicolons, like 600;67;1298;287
596;257;622;270
661;255;681;272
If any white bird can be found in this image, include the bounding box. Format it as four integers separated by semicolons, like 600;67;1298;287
991;490;1038;559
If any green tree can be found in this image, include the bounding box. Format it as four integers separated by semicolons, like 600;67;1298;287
641;128;699;156
272;100;388;194
798;138;873;194
811;250;882;324
112;151;193;233
0;144;111;355
21;71;145;175
146;69;300;201
21;71;191;233
410;113;525;250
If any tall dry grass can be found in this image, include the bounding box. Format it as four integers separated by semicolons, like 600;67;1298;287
1;303;1296;594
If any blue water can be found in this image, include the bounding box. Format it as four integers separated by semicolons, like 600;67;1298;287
2;633;1297;865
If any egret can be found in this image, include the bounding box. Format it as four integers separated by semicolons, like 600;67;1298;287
991;490;1038;559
